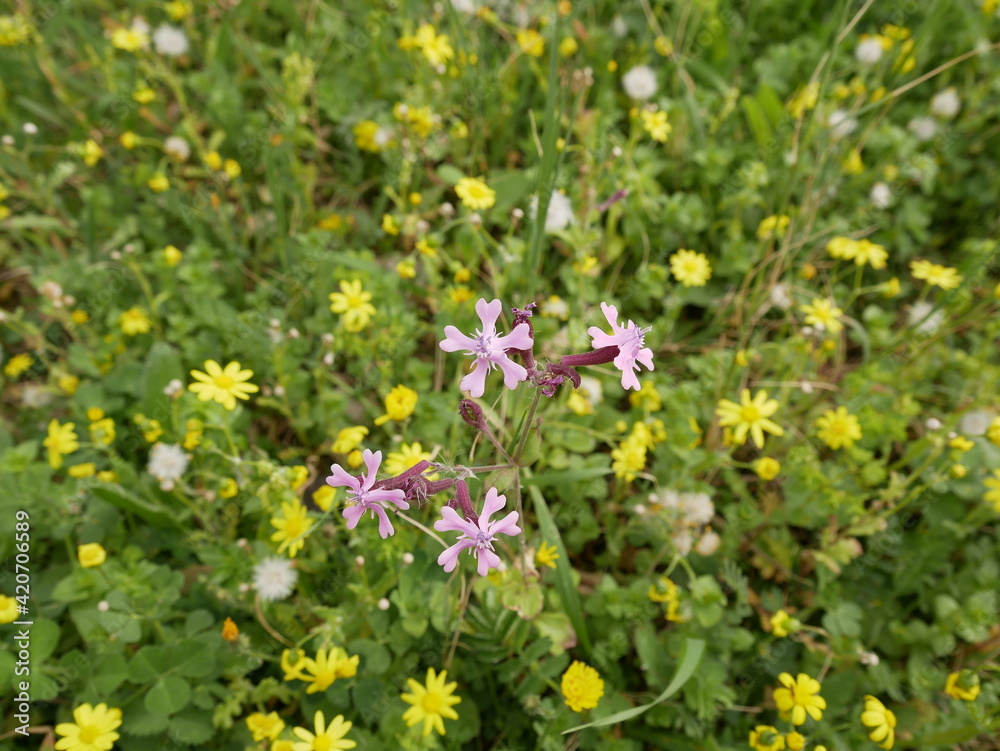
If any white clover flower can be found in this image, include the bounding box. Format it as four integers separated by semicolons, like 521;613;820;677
827;109;858;140
930;88;960;119
671;529;694;556
859;650;880;666
611;15;628;39
907;300;944;335
163;378;183;398
164;135;190;162
855;37;883;64
153;24;189;56
578;375;603;405
870;181;892;208
621;65;658;100
770;283;793;310
695;530;721;556
147;442;189;483
529;191;575;233
678;492;715;525
960;410;994;436
253;557;298;602
926;417;943;430
908;116;938;142
23;122;37;135
21;384;52;409
648;488;680;511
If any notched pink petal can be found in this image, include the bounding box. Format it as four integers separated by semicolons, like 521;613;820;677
440;325;477;352
326;465;359;490
438;539;476;572
459;361;490;398
479;488;505;524
495;323;533;352
361;449;382;489
495;357;528;390
490;510;521;537
475;298;503;334
434;506;479;536
342;506;365;529
372;506;395;538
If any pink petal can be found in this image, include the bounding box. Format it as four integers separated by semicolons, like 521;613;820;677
342;505;366;529
368;488;409;510
361;449;381;490
475;298;503;335
372;506;395;538
489;510;521;538
477;549;501;576
600;302;622;332
479;487;506;525
326;464;359;490
619;367;641;391
434;506;479;536
494;356;528;390
587;325;619;350
459;361;490;398
440;326;477;353
494;322;533;351
635;347;655;370
438;539;476;572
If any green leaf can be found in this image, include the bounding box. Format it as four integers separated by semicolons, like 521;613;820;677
173;640;217;678
526;479;592;655
128;646;172;684
436;164;465;186
92;484;184;530
91;653;128;694
499;575;544;620
168;709;215;745
563;638;706;733
347;639;391;675
184;610;215;637
822;602;864;638
29;619;61;663
741;95;772;148
145;675;191;716
120;705;171;736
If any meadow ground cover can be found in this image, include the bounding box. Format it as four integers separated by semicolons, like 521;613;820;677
1;0;1000;749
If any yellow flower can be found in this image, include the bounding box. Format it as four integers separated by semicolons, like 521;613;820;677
983;469;1000;512
164;245;183;267
83;139;104;166
0;14;34;46
985;0;999;13
861;695;897;750
770;609;800;637
670;249;712;287
58;374;80;394
559;36;578;57
629;380;662;411
292;710;356;751
347;449;363;468
282;648;309;681
148;173;170;192
384;442;434;477
0;595;19;624
274;742;295;751
396;259;417;279
329;279;377;332
648;577;685;621
353;120;383;152
54;703;123;751
842;149;863;175
815;406;862;450
949;436;974;452
561;661;604;713
219;478;238;499
223;159;241;178
77;543;106;568
246;711;284;741
655;35;674;56
289;646;360;694
787;82;819;118
97;470;117;483
800;298;844;334
535;542;560;569
374;385;418;426
401;668;462;736
749;725;785;751
516;28;545;57
183;418;203;450
332;426;368;454
882;277;901;298
71;310;90;325
754;457;781;480
416;238;437;257
221;617;239;642
270;499;313;558
203;151;223;170
852;239;888;269
567;391;593;416
910;260;962;290
0;206;9;221
68;463;96;479
4;353;33;378
757;214;790;240
455;177;495;210
44;419;79;469
611;435;647;482
119;307;151;335
640;109;672;142
785;732;806;751
132;86;156;103
944;670;980;702
188;360;259;411
986;417;1000;447
716;389;784;449
111;26;148;51
414;23;454;66
382;213;400;235
312;485;337;512
448;285;475;304
166;0;193;20
774;672;826;725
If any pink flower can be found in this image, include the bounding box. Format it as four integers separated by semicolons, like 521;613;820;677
439;298;533;398
326;449;408;538
587;302;654;390
434;487;521;576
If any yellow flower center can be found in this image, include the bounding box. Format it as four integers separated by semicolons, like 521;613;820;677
741;405;762;423
345;293;365;308
422;693;443;713
215;374;235;389
78;726;100;743
283;517;307;538
828;420;846;435
313;736;333;751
